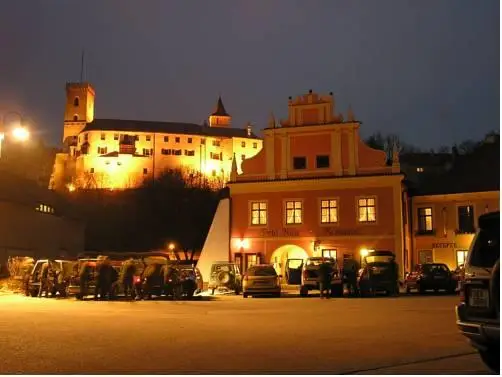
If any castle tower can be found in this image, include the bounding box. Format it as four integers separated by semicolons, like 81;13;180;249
63;82;95;144
208;96;231;127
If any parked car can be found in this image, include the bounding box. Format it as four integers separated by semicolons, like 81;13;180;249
178;264;203;298
299;257;343;297
25;259;74;297
242;264;281;298
358;250;399;296
208;262;242;295
404;263;456;294
456;211;499;373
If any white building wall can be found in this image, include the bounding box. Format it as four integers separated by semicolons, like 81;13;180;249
196;198;230;284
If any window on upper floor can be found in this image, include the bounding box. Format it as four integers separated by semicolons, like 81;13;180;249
143;168;148;175
73;97;79;107
188;137;193;144
175;137;180;143
417;167;424;173
185;150;195;156
146;135;151;142
316;155;330;169
210;152;221;160
285;200;303;225
241;154;245;161
161;148;171;155
458;205;475;234
36;203;55;214
417;207;433;233
173;149;182;156
241;141;246;148
143;148;151;157
97;147;107;155
253;142;257;149
212;140;220;147
456;250;468;268
358;197;376;223
114;133;119;140
101;133;106;141
201;138;206;145
320;199;338;224
163;136;169;142
293;157;307;170
73;115;79;121
250;201;267;226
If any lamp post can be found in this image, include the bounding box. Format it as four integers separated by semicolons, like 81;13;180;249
0;111;31;158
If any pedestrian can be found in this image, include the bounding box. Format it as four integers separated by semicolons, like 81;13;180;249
38;262;50;298
78;261;92;300
120;258;137;299
318;259;333;299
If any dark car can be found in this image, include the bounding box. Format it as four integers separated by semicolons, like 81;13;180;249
358;250;399;296
26;259;74;297
178;264;203;298
404;263;456;294
456;211;499;373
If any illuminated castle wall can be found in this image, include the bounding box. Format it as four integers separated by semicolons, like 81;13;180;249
50;82;263;190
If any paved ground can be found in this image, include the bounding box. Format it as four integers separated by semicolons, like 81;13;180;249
0;293;492;374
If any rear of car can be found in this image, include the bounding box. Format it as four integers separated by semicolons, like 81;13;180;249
300;258;343;297
208;263;241;295
456;211;499;373
242;264;281;298
405;263;456;294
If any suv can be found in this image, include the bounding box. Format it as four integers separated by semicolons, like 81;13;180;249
299;257;343;297
456;211;499;373
25;259;74;297
208;262;242;295
358;250;399;296
404;263;457;294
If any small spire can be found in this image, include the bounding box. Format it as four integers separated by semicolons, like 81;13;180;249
268;112;276;128
211;96;229;116
230;153;238;181
246;122;252;137
347;105;355;122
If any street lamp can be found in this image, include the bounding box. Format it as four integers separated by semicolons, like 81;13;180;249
0;111;31;158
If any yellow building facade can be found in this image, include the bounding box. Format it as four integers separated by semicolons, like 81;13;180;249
50;82;263;191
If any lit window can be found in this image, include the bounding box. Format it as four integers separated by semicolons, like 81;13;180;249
143;148;151;157
164;136;169;142
285;201;303;224
188;138;192;144
175;137;180;143
201;138;206;145
253;142;257;149
418;207;433;232
114;133;119;140
358;198;376;223
322;249;337;260
241;141;246;148
251;202;267;225
101;133;105;141
321;199;338;224
146;135;151;142
456;250;468;267
417;167;424;173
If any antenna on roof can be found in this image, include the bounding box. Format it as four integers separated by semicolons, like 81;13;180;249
80;49;86;83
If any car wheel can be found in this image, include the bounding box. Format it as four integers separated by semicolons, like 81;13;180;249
418;284;426;294
479;346;500;373
30;289;38;297
243;293;248;298
300;286;308;297
234;286;241;295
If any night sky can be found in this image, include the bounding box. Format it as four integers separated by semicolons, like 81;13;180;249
0;0;499;148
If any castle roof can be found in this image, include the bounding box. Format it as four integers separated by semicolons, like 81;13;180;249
210;96;229;117
82;118;259;139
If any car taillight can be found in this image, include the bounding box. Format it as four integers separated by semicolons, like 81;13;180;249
134;276;141;284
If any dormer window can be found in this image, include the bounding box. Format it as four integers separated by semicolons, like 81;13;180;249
417;167;424;173
73;97;79;107
73;115;79;121
293;157;307;170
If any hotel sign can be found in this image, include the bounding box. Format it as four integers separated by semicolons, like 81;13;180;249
324;228;360;236
432;242;457;249
259;228;300;237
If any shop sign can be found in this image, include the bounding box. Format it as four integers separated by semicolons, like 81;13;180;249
432;242;457;249
324;228;360;236
259;228;300;237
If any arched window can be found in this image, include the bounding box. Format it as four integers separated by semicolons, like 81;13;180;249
73;114;79;121
73;97;79;107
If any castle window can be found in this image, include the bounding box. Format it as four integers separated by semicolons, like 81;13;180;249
241;154;245;161
90;168;94;173
418;207;433;233
143;148;151;157
358;197;377;223
201;138;206;145
316;155;330;169
417;167;424;173
253;142;257;149
241;141;246;148
161;148;172;155
164;136;169;142
101;133;106;141
175;137;180;143
185;150;195;156
321;199;338;224
285;200;303;225
36;203;55;214
146;135;151;142
210;152;221;160
97;147;107;154
73;97;79;107
143;168;148;175
73;115;79;121
174;149;182;156
293;156;307;170
188;138;193;144
114;133;119;140
212;140;220;147
250;202;267;226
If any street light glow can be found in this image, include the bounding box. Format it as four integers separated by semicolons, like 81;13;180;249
168;243;175;251
12;126;30;142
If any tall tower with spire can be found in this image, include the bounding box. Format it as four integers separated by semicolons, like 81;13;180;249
208;96;231;127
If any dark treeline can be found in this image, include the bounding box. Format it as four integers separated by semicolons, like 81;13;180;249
67;170;221;256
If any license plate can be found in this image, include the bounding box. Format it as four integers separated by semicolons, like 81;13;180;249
469;288;489;308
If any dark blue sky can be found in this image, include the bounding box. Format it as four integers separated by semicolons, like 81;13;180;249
0;0;499;148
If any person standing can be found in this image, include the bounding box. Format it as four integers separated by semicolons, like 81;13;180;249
318;260;333;299
38;262;50;298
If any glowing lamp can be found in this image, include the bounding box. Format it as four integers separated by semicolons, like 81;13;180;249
360;248;370;258
66;183;76;193
236;239;249;249
12;126;30;142
168;243;175;251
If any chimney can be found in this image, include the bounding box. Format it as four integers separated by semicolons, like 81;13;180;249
246;122;252;137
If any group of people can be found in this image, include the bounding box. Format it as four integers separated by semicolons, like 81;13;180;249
28;260;67;298
317;259;360;299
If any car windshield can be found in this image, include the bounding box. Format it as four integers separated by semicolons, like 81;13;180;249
365;255;394;264
469;225;500;268
307;258;334;266
247;266;277;277
212;265;232;273
423;264;449;273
